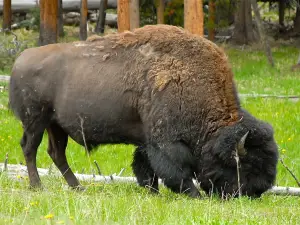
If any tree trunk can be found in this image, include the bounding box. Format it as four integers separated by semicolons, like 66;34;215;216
2;0;12;31
232;0;257;44
184;0;204;36
157;0;164;24
292;1;300;35
79;0;88;40
57;0;64;37
39;0;45;45
117;0;130;33
251;0;274;67
278;0;285;27
208;0;216;41
40;0;58;46
95;0;108;33
129;0;139;30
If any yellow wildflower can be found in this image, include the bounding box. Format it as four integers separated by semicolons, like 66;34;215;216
288;137;292;141
44;213;54;219
30;201;38;206
281;149;286;154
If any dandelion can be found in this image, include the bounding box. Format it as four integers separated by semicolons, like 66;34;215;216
30;201;38;206
281;149;286;154
288;137;292;141
44;213;54;219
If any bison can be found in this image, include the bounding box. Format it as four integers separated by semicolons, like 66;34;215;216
9;25;278;198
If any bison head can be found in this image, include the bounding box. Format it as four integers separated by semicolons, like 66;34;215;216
198;110;278;198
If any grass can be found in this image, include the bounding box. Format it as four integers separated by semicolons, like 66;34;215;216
0;27;300;224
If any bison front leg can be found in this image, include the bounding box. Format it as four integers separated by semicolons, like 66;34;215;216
132;146;159;193
47;123;82;190
146;141;201;198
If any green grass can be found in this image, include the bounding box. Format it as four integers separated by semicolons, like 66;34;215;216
0;28;300;224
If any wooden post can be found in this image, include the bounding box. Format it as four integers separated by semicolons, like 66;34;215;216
95;0;108;33
117;0;130;33
79;0;88;40
40;0;58;46
2;0;12;31
208;0;215;41
130;0;139;30
184;0;204;36
157;0;164;24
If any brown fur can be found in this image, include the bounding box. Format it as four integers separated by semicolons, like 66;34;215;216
84;25;240;140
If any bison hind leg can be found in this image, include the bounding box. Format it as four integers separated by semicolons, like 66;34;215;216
132;146;159;193
21;130;44;189
147;141;201;198
47;122;82;189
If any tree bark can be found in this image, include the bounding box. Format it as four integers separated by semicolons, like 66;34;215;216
57;0;64;37
95;0;108;33
157;0;164;24
251;0;274;67
2;0;12;31
278;0;285;27
40;0;58;46
39;0;45;45
129;0;139;30
79;0;88;40
232;0;257;44
184;0;204;36
292;1;300;35
117;0;130;33
208;0;216;41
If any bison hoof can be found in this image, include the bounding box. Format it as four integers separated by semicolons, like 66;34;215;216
188;189;202;199
72;185;86;192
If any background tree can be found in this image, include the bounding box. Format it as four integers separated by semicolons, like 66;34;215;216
292;0;300;35
118;0;130;32
39;0;58;46
251;0;274;67
184;0;204;36
232;0;257;44
79;0;88;40
2;0;12;31
208;0;216;41
157;0;165;24
95;0;108;34
130;0;140;30
57;0;64;37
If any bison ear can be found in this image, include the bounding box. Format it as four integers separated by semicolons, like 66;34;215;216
236;131;249;156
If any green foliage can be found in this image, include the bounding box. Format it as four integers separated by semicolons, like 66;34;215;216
0;29;37;75
164;0;184;27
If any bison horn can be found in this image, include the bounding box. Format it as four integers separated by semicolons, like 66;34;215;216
237;131;249;156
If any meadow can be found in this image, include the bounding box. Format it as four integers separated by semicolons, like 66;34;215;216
0;28;300;224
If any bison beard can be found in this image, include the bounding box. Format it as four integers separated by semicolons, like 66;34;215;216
8;25;278;198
